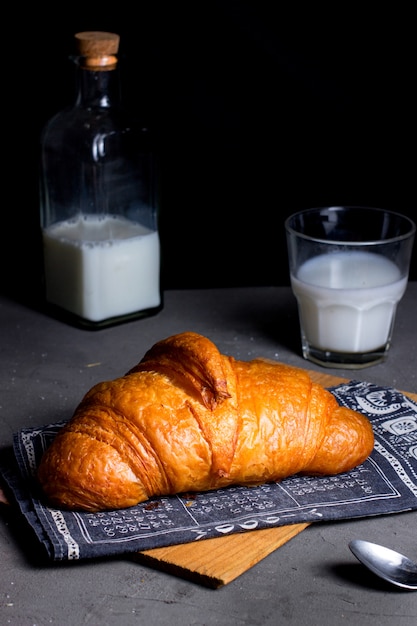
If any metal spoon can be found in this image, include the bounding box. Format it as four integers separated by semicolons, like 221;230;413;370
349;539;417;590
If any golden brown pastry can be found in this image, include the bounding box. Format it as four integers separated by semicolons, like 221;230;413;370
37;332;374;512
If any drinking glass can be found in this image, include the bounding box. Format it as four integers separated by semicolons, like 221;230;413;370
285;206;415;368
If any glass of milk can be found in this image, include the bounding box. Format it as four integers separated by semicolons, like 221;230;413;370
285;206;415;368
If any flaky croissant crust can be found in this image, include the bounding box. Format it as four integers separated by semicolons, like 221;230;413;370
37;332;374;512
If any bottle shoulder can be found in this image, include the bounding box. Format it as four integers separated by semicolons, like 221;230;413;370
42;104;123;128
40;106;151;144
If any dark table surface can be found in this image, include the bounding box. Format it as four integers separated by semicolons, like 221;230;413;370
1;284;416;625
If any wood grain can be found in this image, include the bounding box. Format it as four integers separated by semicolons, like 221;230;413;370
133;370;417;587
134;522;310;588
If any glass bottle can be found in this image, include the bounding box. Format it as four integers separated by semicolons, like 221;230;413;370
40;31;162;328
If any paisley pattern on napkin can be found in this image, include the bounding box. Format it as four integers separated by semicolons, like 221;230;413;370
1;381;417;561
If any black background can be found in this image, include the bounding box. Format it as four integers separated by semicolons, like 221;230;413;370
4;1;416;307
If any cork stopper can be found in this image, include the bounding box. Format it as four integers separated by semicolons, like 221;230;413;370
75;31;120;69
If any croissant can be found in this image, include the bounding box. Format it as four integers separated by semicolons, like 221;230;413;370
37;331;374;512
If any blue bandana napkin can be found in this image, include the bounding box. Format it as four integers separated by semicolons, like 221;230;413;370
1;381;417;561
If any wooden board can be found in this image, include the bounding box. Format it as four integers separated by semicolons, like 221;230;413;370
134;522;310;588
133;371;417;587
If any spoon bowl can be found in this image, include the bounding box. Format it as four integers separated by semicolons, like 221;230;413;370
349;539;417;590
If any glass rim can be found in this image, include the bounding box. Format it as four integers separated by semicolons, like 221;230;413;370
285;206;416;246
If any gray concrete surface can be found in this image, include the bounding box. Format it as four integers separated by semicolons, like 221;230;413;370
1;285;416;625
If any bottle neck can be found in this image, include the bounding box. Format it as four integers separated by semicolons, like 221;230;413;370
75;65;121;108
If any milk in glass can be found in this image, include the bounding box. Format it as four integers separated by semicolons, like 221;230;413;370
291;251;407;353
